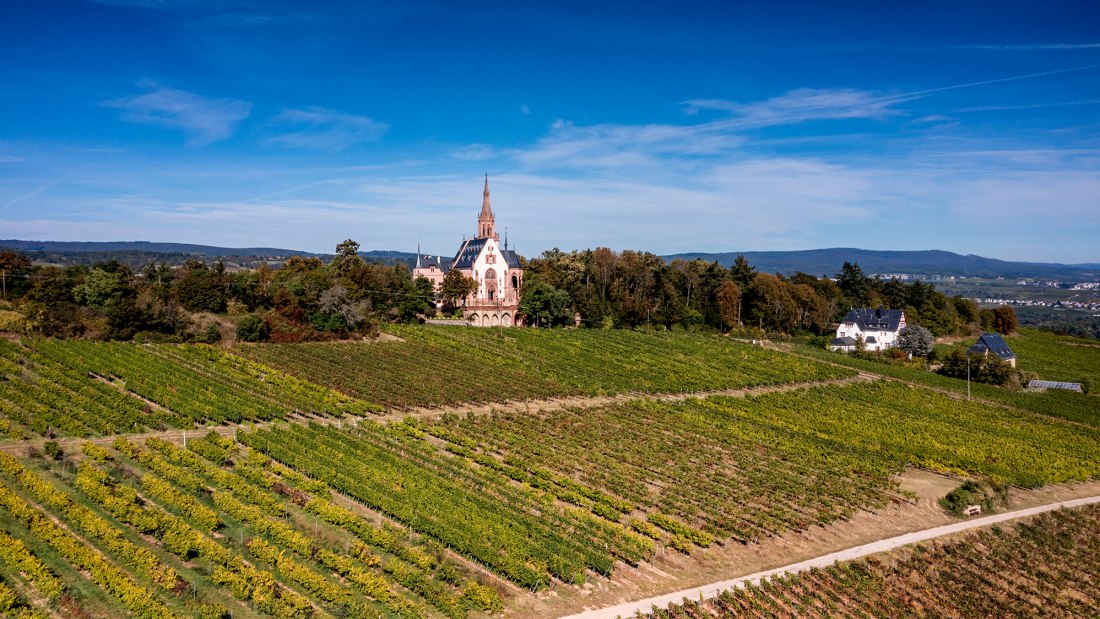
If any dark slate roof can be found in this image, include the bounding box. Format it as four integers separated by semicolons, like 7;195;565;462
451;238;487;269
968;333;1016;360
1028;380;1082;392
840;307;905;331
501;249;521;269
830;336;857;346
864;336;878;344
415;254;450;273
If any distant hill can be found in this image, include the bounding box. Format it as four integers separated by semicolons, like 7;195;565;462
0;240;419;269
662;248;1100;281
4;241;1096;281
0;240;315;256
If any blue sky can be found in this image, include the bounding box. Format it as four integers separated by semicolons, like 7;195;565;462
1;1;1099;263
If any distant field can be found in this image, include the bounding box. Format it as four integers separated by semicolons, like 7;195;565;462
796;341;1100;427
645;504;1100;618
935;328;1099;386
1005;328;1099;386
235;326;855;409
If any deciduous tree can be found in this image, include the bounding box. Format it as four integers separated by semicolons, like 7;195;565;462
898;324;934;359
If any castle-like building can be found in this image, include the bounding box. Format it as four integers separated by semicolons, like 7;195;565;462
413;177;524;326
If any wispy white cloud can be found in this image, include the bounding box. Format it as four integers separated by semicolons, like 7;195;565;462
103;82;251;146
520;103;531;115
449;144;496;161
683;88;909;126
263;107;388;150
965;43;1100;50
514;119;743;172
955;98;1100;113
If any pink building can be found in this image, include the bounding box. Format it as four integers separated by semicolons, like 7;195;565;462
413;177;524;326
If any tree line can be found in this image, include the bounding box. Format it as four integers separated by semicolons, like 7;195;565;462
517;247;1014;337
0;243;1015;342
0;241;432;342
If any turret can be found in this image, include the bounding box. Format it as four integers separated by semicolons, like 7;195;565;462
477;174;498;240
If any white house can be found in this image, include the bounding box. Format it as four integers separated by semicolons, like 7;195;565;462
829;307;906;352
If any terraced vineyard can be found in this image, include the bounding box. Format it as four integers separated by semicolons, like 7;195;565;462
426;381;1100;545
0;328;1096;617
644;504;1100;618
235;339;573;409
0;339;185;439
237;326;856;409
391;326;855;395
0;340;378;437
240;421;655;589
0;433;501;618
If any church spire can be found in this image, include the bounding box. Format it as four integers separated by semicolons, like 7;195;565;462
478;174;498;240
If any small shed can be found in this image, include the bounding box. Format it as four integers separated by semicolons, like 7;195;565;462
828;336;857;352
968;333;1016;368
1027;380;1084;393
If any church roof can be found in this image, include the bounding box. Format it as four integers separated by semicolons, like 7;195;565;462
452;238;487;270
841;307;905;332
501;249;521;268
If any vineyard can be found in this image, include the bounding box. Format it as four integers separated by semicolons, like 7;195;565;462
234;339;573;409
238;380;1099;596
425;380;1100;543
240;421;655;590
0;339;182;439
0;432;502;618
644;504;1100;618
0;339;378;437
236;326;855;409
0;326;1096;617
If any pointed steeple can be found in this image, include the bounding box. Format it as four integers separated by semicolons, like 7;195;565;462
415;243;422;269
477;174;498;240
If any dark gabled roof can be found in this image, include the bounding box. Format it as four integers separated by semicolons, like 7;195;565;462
864;336;878;344
501;249;521;269
830;336;857;346
968;332;1016;360
414;254;450;273
451;238;487;270
840;307;905;332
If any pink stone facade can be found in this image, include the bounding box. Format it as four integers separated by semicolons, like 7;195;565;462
412;177;524;326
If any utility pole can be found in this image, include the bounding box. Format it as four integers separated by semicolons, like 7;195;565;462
967;355;971;401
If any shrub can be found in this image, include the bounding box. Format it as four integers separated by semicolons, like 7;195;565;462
43;441;63;461
236;315;270;343
939;480;1010;516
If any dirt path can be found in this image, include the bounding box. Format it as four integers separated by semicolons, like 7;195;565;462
377;373;877;422
0;374;874;456
510;471;1100;618
560;494;1100;619
0;413;354;456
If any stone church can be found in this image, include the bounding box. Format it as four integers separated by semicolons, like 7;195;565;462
413;177;524;326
